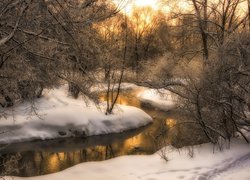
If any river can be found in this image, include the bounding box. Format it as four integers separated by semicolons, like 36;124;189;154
0;88;207;177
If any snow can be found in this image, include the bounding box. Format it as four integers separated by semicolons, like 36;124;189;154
137;88;177;111
0;85;152;144
91;82;139;93
7;138;250;180
92;82;178;111
1;83;249;180
213;160;250;180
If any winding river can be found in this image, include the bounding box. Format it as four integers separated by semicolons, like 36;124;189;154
0;88;207;177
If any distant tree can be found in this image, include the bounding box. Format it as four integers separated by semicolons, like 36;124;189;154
169;0;249;62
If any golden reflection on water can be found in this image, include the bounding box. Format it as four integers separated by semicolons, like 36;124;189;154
58;152;65;161
124;133;143;148
117;98;129;106
98;89;178;154
166;118;176;128
2;89;184;177
34;152;42;168
26;132;152;175
99;88;144;108
47;154;61;173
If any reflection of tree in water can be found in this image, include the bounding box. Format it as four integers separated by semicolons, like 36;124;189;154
0;116;209;177
105;145;115;160
0;139;148;177
20;151;38;176
0;90;210;177
152;119;169;151
166;120;209;148
151;116;208;149
0;153;22;177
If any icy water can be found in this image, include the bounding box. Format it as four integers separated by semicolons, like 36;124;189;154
0;88;207;177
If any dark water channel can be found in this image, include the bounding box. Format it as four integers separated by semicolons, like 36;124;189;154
0;88;207;177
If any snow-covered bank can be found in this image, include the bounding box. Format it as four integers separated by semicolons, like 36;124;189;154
91;82;139;92
137;88;177;111
9;138;250;180
0;85;152;144
93;82;178;111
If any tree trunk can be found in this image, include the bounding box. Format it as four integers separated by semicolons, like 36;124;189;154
248;0;250;31
68;82;80;99
192;0;209;62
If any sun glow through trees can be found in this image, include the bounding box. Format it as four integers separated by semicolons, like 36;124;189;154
114;0;247;17
113;0;194;18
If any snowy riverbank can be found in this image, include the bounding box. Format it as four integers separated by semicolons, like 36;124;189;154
137;88;177;111
92;82;178;111
8;135;250;180
0;85;152;144
1;84;249;180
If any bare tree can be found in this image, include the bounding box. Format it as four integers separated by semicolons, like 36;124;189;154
0;0;125;107
191;0;209;61
105;13;128;114
248;0;250;30
177;33;250;145
172;0;249;62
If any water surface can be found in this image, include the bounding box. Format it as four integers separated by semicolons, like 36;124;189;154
0;88;207;177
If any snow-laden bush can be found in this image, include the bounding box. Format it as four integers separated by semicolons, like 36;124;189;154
179;33;250;146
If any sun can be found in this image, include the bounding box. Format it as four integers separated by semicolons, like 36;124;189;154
114;0;160;15
133;0;158;9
